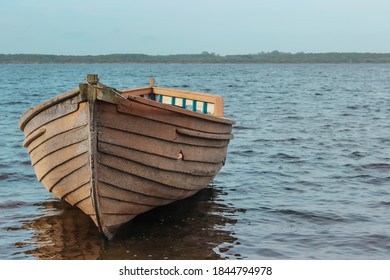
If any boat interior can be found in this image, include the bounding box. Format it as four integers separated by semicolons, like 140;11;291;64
120;78;224;117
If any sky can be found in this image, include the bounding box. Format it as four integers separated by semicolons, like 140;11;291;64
1;0;390;55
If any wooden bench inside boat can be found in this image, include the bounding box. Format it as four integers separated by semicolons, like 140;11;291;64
120;78;224;117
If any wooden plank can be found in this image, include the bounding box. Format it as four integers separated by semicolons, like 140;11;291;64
62;182;91;206
153;87;224;117
27;103;89;153
29;125;88;165
116;98;233;133
98;181;173;206
122;96;234;126
176;128;234;140
23;96;82;138
120;87;152;98
40;153;89;191
23;126;46;147
19;88;81;130
34;140;89;181
98;126;228;163
213;96;224;117
98;142;223;176
97;104;229;148
97;164;195;199
49;164;91;198
98;153;214;190
153;87;220;104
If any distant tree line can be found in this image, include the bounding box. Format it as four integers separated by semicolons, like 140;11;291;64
1;51;390;64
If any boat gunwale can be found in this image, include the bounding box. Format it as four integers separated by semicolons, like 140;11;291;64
19;88;82;131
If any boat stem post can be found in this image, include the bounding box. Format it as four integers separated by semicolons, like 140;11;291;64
87;74;99;85
150;77;155;87
83;74;100;101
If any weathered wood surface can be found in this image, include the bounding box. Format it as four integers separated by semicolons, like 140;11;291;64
20;97;97;226
93;97;232;236
97;104;230;147
19;88;82;131
20;75;234;239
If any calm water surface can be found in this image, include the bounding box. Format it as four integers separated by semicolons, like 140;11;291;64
0;64;389;259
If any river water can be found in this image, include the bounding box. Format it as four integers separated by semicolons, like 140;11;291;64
0;63;389;259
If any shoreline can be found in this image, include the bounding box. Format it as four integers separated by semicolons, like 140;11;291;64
1;52;390;64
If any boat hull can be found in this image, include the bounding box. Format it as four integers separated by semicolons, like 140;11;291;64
20;77;234;239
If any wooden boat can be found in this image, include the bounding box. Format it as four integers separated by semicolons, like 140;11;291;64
19;74;234;239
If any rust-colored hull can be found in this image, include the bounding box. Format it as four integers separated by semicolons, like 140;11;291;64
19;75;234;239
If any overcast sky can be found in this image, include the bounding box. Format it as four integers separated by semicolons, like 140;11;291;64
1;0;389;55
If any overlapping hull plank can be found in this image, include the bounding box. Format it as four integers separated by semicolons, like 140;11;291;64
97;166;195;199
19;75;234;239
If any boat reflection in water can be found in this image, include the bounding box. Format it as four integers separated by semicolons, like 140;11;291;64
23;200;103;260
23;186;240;260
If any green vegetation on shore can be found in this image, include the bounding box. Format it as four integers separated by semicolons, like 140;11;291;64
1;51;390;64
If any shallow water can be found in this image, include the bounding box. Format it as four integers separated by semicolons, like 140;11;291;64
0;63;389;259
